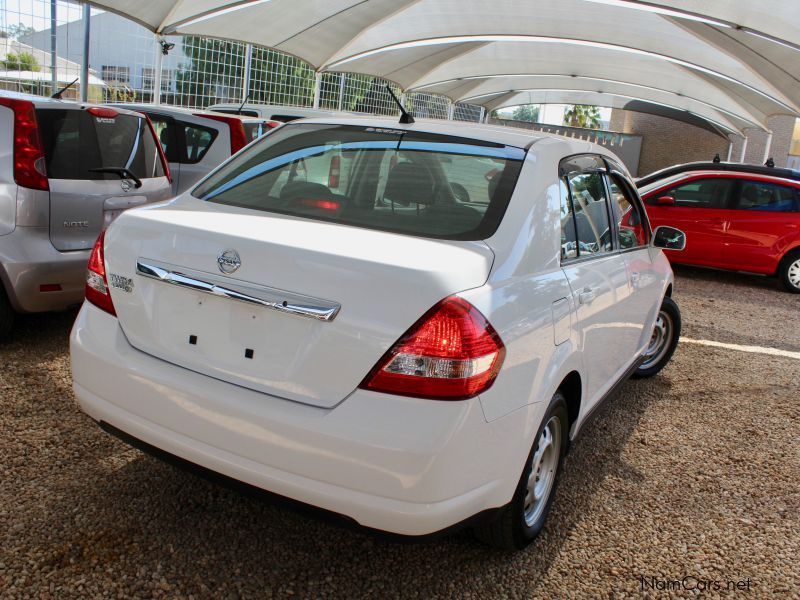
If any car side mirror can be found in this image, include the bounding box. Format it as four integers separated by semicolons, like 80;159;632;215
652;226;686;251
656;195;676;206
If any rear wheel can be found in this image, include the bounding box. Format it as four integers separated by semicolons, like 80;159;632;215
0;286;15;342
474;393;568;550
778;249;800;294
634;296;681;378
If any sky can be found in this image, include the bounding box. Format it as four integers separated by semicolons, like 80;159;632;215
1;0;86;32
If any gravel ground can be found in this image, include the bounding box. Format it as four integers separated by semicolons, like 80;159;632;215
1;267;798;599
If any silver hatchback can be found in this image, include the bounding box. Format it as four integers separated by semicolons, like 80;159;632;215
0;91;172;339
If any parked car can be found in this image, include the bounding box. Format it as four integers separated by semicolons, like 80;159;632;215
207;102;351;123
636;160;800;189
0;91;172;339
637;167;800;293
111;103;279;195
70;117;684;549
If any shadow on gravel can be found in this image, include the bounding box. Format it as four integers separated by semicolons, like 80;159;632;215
0;307;79;351
31;373;666;597
672;264;780;292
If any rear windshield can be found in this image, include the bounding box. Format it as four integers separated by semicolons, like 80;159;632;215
193;124;526;240
36;108;165;181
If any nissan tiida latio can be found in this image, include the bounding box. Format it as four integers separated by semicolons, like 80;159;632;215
70;116;686;549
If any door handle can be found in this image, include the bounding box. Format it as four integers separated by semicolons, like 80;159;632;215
578;288;595;305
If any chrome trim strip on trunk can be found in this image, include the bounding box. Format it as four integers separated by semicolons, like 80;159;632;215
135;260;340;322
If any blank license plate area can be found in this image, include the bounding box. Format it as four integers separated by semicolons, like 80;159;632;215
151;282;317;391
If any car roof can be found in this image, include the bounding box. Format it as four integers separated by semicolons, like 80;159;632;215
0;90;144;117
280;114;614;154
110;102;265;122
209;103;348;117
639;169;800;196
636;161;800;188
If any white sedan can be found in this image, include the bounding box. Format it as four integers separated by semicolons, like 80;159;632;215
70;116;685;549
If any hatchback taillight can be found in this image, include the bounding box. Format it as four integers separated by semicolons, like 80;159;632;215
0;97;49;191
199;113;248;154
360;296;505;400
85;231;116;316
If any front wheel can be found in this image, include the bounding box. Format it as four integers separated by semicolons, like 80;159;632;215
778;249;800;294
633;296;681;378
473;393;569;550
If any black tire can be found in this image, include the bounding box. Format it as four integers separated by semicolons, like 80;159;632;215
474;393;569;550
778;249;800;294
0;285;15;342
633;296;681;378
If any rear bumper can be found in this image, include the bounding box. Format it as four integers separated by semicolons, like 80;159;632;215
0;227;88;312
70;303;532;536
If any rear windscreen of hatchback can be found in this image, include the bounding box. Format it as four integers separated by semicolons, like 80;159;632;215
36;108;164;180
193;124;525;240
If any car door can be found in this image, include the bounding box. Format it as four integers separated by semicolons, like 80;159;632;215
558;155;633;411
721;178;800;273
606;167;662;356
644;176;734;267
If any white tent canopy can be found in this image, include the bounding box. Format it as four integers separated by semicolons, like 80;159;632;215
88;0;800;135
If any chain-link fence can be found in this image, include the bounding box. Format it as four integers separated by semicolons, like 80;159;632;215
0;0;483;120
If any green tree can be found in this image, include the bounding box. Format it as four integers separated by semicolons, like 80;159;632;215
511;104;539;122
563;105;602;129
1;51;40;72
6;24;35;40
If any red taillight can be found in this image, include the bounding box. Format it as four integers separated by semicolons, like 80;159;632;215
328;154;341;188
198;113;248;154
87;106;119;118
265;120;281;129
0;98;49;191
360;296;505;400
143;114;172;183
85;231;116;316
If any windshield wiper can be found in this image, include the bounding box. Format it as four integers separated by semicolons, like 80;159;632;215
88;167;142;189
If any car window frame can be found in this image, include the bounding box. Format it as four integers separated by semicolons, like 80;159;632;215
603;164;652;252
558;153;618;265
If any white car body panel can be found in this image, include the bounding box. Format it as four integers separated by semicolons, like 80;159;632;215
71;117;675;536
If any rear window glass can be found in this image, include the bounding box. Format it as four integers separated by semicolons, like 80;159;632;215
242;121;267;142
36;108;164;180
193;124;525;240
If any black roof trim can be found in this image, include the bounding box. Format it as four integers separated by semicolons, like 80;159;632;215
636;161;800;188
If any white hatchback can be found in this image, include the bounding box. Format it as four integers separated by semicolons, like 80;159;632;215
70;117;685;549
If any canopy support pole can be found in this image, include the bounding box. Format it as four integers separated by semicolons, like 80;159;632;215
312;72;322;109
337;74;346;111
152;36;164;105
447;101;455;120
762;131;773;164
50;0;57;96
479;107;485;123
241;44;252;102
739;136;748;163
726;140;733;161
79;2;90;102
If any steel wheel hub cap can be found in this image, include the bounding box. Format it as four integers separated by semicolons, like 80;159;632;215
641;310;673;369
788;259;800;289
524;415;561;527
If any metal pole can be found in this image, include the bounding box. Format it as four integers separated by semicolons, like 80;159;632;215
337;73;345;111
447;101;455;120
762;131;773;164
79;2;90;102
479;107;485;123
726;139;733;162
739;135;748;163
152;36;164;105
50;0;57;96
241;44;252;102
312;72;322;109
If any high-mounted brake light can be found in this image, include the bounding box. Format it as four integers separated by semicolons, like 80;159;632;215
143;114;171;183
298;198;341;211
360;296;505;400
85;231;116;316
198;113;248;154
87;106;119;118
0;98;49;191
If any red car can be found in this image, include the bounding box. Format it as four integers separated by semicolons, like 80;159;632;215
635;169;800;293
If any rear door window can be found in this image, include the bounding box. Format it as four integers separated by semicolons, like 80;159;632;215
183;123;216;163
193;124;526;240
36;108;164;180
736;180;800;212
